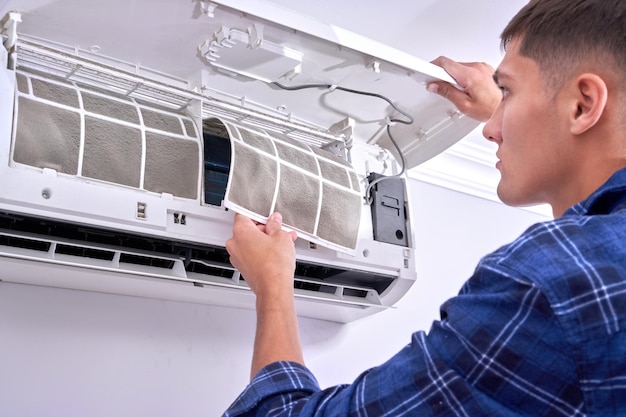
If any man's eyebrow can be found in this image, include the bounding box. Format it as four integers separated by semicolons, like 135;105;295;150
493;70;512;86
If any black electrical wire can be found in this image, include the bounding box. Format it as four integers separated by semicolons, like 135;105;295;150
272;81;413;204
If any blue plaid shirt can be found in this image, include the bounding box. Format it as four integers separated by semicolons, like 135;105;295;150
223;168;626;417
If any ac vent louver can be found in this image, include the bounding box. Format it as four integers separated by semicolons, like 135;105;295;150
0;213;393;308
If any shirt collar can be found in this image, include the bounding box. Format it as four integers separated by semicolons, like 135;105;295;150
565;167;626;216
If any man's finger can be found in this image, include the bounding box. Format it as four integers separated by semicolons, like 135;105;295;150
264;212;284;236
427;81;468;106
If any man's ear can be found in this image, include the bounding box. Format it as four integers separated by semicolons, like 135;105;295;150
569;73;608;135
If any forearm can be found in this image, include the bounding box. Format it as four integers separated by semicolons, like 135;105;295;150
225;213;303;380
251;294;304;379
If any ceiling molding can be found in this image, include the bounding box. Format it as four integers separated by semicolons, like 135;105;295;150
408;132;552;218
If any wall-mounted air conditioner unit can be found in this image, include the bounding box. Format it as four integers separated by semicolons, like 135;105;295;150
0;1;478;322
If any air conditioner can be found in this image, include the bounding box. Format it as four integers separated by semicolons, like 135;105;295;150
0;1;478;322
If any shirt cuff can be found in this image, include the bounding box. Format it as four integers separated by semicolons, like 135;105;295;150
222;361;321;416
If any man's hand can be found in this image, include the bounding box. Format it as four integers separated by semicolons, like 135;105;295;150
427;56;501;122
226;212;303;379
226;212;297;299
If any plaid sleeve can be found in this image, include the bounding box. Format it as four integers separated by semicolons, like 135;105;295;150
221;361;322;416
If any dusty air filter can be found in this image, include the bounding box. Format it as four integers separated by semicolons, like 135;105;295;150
203;118;363;253
12;69;201;200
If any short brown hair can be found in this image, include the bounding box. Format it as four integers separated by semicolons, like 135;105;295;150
501;0;626;90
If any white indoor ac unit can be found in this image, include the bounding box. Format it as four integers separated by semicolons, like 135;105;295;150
0;1;478;322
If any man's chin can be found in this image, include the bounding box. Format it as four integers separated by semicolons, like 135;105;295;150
497;187;531;208
497;188;549;210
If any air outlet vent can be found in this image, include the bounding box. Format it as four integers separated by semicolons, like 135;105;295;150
0;235;50;252
119;253;176;270
56;244;114;261
0;212;393;308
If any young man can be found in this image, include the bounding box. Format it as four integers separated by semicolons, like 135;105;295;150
223;0;626;415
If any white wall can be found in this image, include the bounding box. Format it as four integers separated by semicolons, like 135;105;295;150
0;179;547;417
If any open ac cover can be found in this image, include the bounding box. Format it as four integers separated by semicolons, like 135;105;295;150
0;1;478;322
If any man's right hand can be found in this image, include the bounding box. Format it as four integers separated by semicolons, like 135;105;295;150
226;212;297;300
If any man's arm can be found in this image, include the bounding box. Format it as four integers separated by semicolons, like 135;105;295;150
427;56;501;122
225;212;302;379
222;214;582;417
250;293;303;379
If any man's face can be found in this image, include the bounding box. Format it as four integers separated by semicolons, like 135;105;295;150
483;37;575;212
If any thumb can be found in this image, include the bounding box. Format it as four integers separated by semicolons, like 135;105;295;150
265;212;284;235
427;81;460;101
427;81;472;111
266;212;298;242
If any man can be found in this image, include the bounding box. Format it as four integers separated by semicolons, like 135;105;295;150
223;0;626;415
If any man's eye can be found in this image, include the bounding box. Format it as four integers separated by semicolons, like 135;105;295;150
499;85;509;98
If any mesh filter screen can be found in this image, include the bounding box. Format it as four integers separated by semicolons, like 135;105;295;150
275;141;317;174
144;132;199;199
14;97;81;174
83;116;142;187
228;142;277;216
142;109;184;135
182;119;197;137
13;69;200;200
318;184;362;248
213;117;362;253
30;78;79;107
16;73;28;93
82;92;139;124
275;164;319;234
